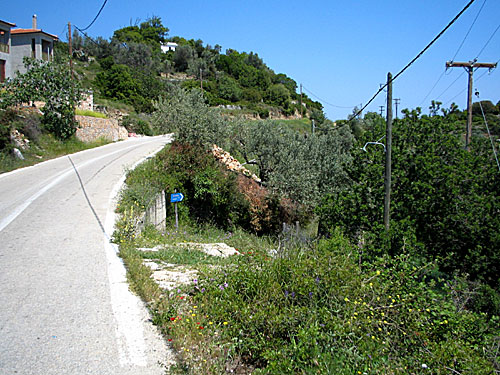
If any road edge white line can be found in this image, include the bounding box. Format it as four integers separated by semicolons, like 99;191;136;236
0;138;167;233
103;137;172;368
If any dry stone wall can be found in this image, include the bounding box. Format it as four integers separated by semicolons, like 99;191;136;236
75;115;128;143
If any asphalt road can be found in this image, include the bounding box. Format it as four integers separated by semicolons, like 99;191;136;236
0;135;174;374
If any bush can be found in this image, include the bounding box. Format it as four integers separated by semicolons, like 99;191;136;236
317;111;500;289
0;108;17;150
0;58;82;140
171;233;500;374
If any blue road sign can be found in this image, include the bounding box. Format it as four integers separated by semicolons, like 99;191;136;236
170;193;184;203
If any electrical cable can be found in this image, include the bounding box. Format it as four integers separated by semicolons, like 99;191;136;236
419;70;446;107
78;0;109;32
349;0;477;121
475;91;500;173
302;85;355;109
443;67;491;106
452;0;486;61
418;0;486;107
475;22;500;59
435;71;466;100
74;25;101;46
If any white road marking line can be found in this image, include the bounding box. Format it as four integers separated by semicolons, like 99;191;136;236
0;141;157;233
103;141;170;367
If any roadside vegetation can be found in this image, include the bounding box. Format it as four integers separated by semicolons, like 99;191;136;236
0;106;109;173
2;14;499;373
0;57;110;173
113;86;500;374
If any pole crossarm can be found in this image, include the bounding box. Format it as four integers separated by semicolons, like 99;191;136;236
446;61;497;69
444;60;497;151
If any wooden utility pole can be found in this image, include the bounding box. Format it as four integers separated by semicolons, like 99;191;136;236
68;22;73;79
379;105;385;117
394;98;400;119
384;72;393;232
445;60;497;150
299;83;303;118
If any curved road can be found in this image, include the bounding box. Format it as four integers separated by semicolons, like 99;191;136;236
0;135;173;374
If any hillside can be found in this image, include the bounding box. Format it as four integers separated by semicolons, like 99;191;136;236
60;16;325;125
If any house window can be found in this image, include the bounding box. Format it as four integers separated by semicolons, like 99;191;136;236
42;40;51;61
0;30;8;53
0;59;5;82
31;38;36;58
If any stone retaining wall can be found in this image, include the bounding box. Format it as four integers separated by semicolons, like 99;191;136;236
75;115;128;143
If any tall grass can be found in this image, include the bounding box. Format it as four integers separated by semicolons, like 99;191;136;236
75;109;107;118
0;134;110;174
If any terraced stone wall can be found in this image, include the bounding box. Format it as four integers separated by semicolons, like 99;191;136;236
75;115;128;142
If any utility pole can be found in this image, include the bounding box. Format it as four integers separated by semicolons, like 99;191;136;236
311;119;315;135
394;98;400;119
384;72;393;232
379;105;385;117
445;60;497;151
299;83;303;118
68;22;73;79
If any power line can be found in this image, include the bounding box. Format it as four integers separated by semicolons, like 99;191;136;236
435;71;466;100
452;0;487;61
301;85;355;109
78;0;109;32
351;0;477;120
74;25;101;46
444;67;492;106
424;0;487;108
475;91;500;173
476;22;500;59
419;70;446;106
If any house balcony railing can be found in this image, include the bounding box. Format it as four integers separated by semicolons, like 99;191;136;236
0;43;9;53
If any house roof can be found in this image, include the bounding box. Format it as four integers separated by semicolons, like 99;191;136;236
11;28;58;40
0;20;17;28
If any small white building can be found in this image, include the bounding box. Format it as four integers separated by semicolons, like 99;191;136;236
161;42;178;53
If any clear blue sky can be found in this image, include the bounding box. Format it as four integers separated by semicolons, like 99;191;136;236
3;0;500;120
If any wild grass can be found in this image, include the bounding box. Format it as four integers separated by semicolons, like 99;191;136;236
273;118;312;134
75;109;107;118
0;134;110;174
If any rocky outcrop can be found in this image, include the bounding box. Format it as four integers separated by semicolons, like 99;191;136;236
211;144;261;183
75;115;128;142
10;129;30;150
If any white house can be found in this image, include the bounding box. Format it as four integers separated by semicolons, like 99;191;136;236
161;42;178;53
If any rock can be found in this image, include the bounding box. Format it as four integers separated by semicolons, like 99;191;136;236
12;148;24;160
211;144;261;183
10;129;30;150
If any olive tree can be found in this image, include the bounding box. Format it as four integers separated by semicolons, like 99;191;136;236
152;86;229;148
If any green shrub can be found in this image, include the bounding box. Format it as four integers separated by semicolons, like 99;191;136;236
0;108;17;150
179;233;499;374
157;141;250;229
317;112;500;289
121;114;154;136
